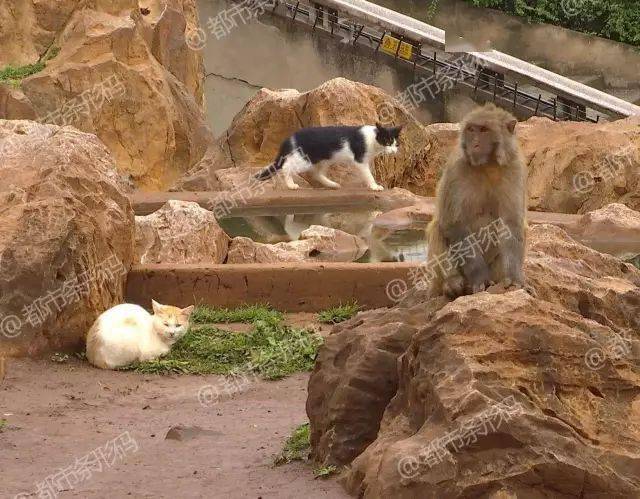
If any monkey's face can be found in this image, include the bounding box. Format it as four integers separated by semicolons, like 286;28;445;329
463;122;498;166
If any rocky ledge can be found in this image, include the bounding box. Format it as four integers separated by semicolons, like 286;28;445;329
307;223;640;498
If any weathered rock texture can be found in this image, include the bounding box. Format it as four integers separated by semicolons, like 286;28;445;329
0;120;134;357
566;202;640;258
227;225;368;264
403;115;640;214
521;116;640;214
0;0;210;190
135;200;230;264
307;224;640;498
0;0;77;67
176;78;434;191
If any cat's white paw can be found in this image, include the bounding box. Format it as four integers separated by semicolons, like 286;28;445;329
370;184;384;191
287;183;300;190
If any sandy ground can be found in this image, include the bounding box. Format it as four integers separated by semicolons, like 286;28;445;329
0;315;347;499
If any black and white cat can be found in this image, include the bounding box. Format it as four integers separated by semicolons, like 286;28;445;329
255;123;402;190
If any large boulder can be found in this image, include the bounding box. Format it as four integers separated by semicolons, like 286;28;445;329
0;120;134;357
227;225;368;264
0;0;211;190
135;200;230;264
307;224;640;497
175;78;435;191
521;116;640;214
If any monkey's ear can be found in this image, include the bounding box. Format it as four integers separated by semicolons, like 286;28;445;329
506;119;517;134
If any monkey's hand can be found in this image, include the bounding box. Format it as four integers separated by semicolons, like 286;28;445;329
502;276;537;297
501;274;525;290
443;275;465;299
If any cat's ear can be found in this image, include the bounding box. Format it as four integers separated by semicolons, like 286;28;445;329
393;125;403;137
151;299;163;314
181;305;195;316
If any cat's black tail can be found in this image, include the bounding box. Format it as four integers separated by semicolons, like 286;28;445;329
254;160;282;180
254;138;293;181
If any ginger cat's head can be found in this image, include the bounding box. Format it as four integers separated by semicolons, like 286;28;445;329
151;300;194;345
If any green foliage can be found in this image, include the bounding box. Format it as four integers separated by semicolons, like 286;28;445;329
0;62;45;87
0;419;7;432
274;423;311;465
464;0;640;46
191;304;283;325
0;46;60;87
125;316;323;379
313;465;338;478
317;302;360;324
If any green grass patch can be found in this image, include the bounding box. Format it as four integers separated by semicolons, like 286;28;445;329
0;46;60;88
0;419;7;432
124;320;323;379
0;62;45;87
313;465;337;478
191;304;283;325
274;423;310;465
317;302;359;324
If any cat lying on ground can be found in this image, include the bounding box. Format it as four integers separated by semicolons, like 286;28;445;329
255;123;402;190
86;300;194;370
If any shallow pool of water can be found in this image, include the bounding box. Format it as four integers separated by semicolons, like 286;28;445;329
218;208;429;262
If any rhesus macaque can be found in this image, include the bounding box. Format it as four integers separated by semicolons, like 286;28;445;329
427;103;527;299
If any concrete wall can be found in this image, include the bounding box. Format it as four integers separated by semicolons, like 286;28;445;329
126;262;419;311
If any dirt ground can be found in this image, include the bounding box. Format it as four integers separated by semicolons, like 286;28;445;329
0;315;347;499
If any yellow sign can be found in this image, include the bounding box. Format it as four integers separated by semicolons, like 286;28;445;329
380;34;413;60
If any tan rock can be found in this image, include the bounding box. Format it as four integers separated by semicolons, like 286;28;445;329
135;200;230;264
179;78;434;190
347;292;640;498
372;201;434;231
307;224;640;497
520;116;640;214
300;225;369;261
0;0;77;66
0;120;134;357
227;225;368;263
138;0;205;105
567;202;640;257
395;115;640;213
1;1;211;190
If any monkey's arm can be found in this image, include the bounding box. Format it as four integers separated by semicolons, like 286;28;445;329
442;224;492;294
436;166;492;294
495;217;525;288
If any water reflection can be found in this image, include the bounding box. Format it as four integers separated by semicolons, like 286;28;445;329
217;208;429;262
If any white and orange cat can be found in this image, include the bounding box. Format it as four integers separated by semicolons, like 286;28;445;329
86;300;194;370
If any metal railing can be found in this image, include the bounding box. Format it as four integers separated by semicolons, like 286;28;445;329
265;0;640;123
